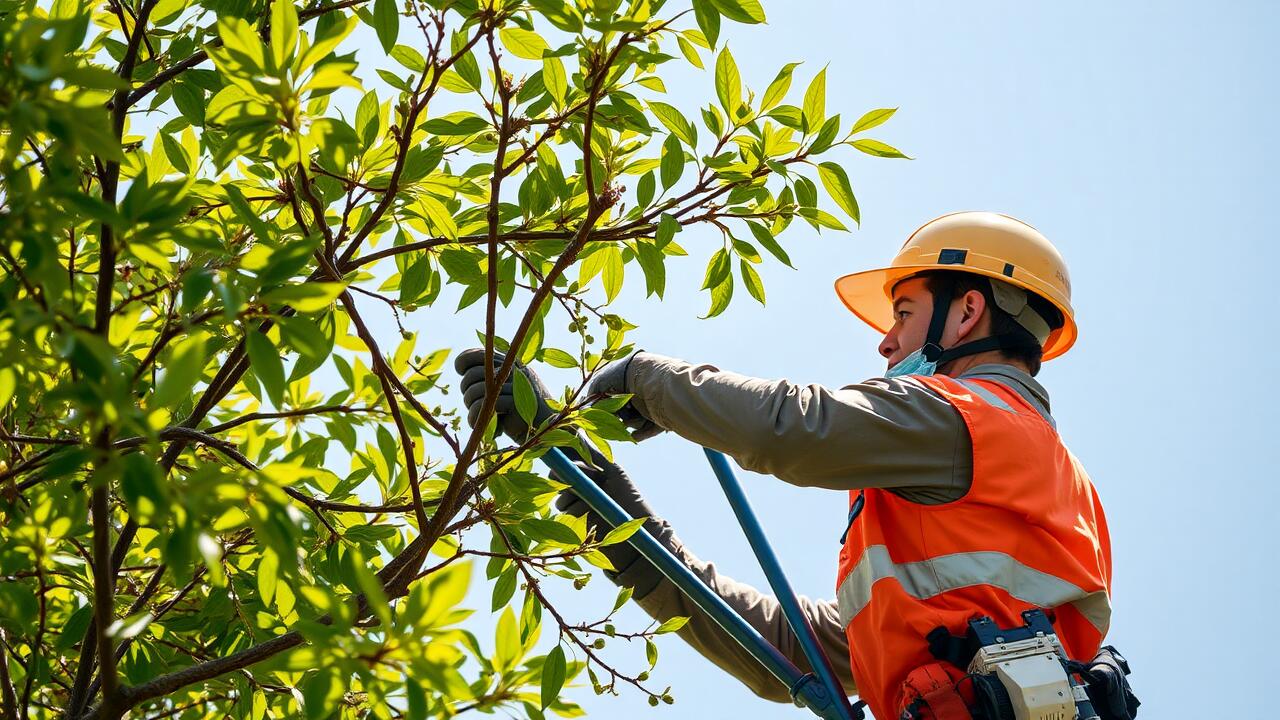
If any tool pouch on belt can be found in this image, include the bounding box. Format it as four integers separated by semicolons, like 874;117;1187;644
1068;646;1141;720
897;662;974;720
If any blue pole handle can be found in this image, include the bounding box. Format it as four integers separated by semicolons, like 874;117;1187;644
702;448;861;720
540;448;858;718
539;448;809;693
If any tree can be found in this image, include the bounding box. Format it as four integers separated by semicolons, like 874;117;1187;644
0;0;905;716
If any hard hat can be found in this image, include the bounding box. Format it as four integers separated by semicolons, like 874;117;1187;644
833;211;1077;360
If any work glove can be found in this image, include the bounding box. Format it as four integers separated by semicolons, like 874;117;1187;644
586;350;663;441
454;347;555;440
553;447;681;600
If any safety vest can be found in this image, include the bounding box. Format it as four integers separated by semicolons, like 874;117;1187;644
834;374;1112;719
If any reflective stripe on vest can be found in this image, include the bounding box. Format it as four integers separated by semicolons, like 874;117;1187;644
835;544;1111;634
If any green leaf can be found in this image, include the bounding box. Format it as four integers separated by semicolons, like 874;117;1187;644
602;246;624;303
636;170;656;208
701;248;730;289
747;221;793;268
541;348;578;368
414;195;458;240
543;56;567;107
541;645;567;709
223;184;271;243
692;0;720;48
660;133;684;189
677;35;704;69
492;566;517;612
121;453;167;524
0;368;14;411
740;259;765;305
799;207;848;231
529;0;583;32
714;47;742;117
258;549;280;605
612;586;634;613
851;107;897;134
513;369;537;427
373;0;398;53
524;518;583;546
761;62;800;111
656;615;691;633
246;330;286;406
657;214;680;248
703;272;733;318
500;27;549;59
710;0;765;23
809;114;841;154
601;517;646;546
634;240;666;299
649;101;696;147
152;331;206;408
817;162;860;224
494;607;521;673
270;0;298;68
802;67;827;132
390;45;426;72
852;138;911;159
260;283;347;312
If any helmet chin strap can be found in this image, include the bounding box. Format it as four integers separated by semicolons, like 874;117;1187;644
920;275;1042;368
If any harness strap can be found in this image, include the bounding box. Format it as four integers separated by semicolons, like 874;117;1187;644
898;663;974;720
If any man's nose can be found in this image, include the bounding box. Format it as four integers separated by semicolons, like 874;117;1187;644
878;331;897;359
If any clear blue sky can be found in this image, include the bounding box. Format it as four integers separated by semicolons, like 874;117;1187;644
345;1;1279;717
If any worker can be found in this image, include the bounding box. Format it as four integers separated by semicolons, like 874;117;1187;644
456;212;1136;719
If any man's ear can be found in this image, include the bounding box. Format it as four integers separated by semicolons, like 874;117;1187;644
955;289;987;341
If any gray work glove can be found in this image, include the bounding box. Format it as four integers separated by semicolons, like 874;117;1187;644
454;347;554;440
553;447;681;600
586;350;663;441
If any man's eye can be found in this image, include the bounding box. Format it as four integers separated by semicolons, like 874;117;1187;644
896;311;911;321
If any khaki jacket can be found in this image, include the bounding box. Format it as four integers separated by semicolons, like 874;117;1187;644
612;353;1055;702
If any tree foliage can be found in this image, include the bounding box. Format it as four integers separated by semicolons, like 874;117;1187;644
0;0;904;716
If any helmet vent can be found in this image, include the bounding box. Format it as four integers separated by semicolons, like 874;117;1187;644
937;248;967;264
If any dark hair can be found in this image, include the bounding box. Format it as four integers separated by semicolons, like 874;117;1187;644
918;271;1062;376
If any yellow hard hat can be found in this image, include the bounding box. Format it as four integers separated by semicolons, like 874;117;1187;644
834;211;1077;360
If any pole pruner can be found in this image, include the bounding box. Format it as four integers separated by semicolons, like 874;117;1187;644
541;447;862;720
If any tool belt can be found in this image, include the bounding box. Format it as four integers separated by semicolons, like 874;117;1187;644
897;610;1140;720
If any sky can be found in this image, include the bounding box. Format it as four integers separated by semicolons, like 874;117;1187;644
336;1;1280;717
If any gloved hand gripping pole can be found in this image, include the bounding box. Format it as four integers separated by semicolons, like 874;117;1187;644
540;447;860;720
702;448;860;720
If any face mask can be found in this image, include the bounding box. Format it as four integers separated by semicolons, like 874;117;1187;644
885;347;937;379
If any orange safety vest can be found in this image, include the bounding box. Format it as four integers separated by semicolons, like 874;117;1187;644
834;374;1112;719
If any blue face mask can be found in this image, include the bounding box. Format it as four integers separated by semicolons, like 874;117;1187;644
885;347;938;379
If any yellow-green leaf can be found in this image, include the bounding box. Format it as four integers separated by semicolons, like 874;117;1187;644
852;138;911;159
261;282;347;312
714;47;742;117
710;0;765;23
740;259;765;305
851;107;897;134
500;27;549;59
246;330;286;406
803;67;826;131
543;56;567;107
269;0;298;69
817;161;860;224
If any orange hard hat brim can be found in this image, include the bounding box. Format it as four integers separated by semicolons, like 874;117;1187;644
834;265;1078;361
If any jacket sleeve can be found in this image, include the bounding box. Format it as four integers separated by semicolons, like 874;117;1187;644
613;527;857;703
625;352;970;498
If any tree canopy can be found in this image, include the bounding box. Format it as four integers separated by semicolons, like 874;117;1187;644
0;0;904;716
